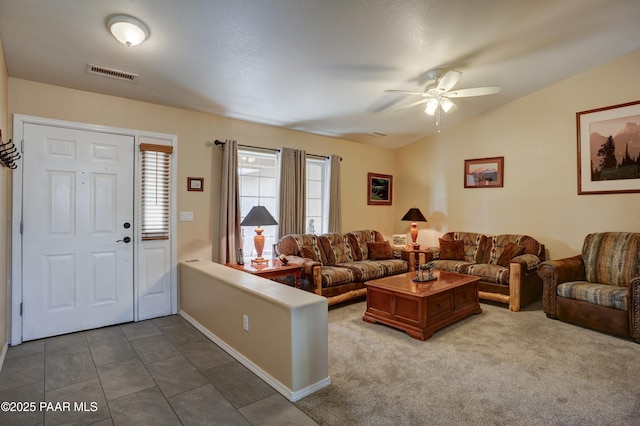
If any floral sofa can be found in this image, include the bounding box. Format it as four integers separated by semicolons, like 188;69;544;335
275;230;408;305
537;232;640;342
429;232;545;311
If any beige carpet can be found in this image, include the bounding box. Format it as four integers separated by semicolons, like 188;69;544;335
295;299;640;425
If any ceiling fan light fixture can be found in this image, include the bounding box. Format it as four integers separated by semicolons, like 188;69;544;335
106;14;150;47
440;97;455;113
425;98;438;116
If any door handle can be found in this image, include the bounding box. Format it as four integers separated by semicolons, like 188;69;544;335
117;236;131;243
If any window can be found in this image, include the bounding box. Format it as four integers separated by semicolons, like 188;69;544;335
306;159;326;234
140;143;173;240
238;150;278;258
237;149;328;257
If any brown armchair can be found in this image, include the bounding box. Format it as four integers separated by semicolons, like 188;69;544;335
537;232;640;343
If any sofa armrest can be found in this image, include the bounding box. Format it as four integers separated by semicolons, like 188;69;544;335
630;276;640;342
537;255;585;318
284;255;322;277
511;254;541;273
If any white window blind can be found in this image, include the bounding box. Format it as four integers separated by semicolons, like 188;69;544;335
140;143;173;241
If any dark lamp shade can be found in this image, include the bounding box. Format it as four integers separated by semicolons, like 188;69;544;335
240;206;278;226
401;208;427;222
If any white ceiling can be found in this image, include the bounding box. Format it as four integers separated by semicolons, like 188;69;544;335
1;0;639;149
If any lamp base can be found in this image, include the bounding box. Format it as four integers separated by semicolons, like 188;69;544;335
251;257;269;265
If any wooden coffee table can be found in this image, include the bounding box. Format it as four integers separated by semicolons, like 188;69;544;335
363;271;481;340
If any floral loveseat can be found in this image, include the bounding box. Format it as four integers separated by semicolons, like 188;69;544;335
429;232;545;311
275;230;408;305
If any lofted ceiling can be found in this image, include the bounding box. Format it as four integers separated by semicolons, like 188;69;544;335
1;0;639;149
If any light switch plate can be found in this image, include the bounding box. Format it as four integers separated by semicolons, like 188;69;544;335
179;211;194;222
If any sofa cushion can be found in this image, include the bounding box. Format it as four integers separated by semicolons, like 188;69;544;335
464;263;510;285
339;259;408;281
320;266;356;288
439;239;465;260
485;234;543;264
300;245;319;262
368;241;393;260
430;260;474;275
582;232;640;287
319;233;354;265
277;233;326;264
346;230;383;261
440;232;488;263
557;281;628;311
496;243;525;267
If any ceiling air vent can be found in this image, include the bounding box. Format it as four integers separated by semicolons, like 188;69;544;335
368;131;387;138
87;64;138;82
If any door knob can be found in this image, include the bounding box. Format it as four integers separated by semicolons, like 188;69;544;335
123;222;131;229
117;236;131;243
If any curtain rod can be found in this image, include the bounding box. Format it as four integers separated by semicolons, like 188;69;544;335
214;140;340;161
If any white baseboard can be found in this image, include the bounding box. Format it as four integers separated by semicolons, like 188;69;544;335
0;341;8;373
179;310;330;402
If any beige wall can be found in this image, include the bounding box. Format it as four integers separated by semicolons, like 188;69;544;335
8;78;397;263
0;36;9;351
179;261;329;399
395;49;640;259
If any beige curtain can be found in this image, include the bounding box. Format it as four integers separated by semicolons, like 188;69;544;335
218;139;242;263
325;154;342;233
278;147;306;238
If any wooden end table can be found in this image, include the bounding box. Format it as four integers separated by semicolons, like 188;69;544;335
225;259;303;288
401;246;437;271
363;271;481;340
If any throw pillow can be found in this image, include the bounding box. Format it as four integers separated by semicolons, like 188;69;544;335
367;241;393;260
496;243;525;267
439;239;465;260
300;245;318;262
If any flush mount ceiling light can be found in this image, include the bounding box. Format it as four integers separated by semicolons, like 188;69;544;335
106;14;150;47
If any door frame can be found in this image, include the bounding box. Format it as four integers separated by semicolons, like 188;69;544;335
10;115;178;345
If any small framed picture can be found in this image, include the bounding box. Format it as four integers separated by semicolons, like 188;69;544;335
464;157;504;188
367;173;393;205
188;177;204;192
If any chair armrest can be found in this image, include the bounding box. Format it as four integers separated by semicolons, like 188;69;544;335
630;276;640;342
537;255;585;317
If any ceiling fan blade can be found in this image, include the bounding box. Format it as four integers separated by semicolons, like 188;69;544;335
446;86;501;98
436;70;462;93
394;98;429;111
384;89;428;97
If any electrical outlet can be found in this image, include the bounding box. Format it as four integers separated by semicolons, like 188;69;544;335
242;314;249;331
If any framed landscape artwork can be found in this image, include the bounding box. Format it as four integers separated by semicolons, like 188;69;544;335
577;100;640;195
464;157;504;188
367;173;393;205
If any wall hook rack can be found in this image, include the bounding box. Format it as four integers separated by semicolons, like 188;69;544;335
0;130;20;169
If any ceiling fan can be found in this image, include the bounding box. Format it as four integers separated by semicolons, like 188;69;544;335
385;70;500;129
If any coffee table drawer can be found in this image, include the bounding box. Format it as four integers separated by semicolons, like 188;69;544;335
454;284;477;309
426;293;453;320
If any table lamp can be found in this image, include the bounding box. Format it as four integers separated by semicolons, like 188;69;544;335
240;206;278;264
401;208;427;250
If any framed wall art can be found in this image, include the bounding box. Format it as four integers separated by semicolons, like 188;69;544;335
577;100;640;195
187;177;204;192
464;157;504;188
367;173;393;205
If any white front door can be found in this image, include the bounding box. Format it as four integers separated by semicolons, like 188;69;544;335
21;123;135;341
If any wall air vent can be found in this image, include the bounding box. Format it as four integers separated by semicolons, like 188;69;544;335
87;64;138;82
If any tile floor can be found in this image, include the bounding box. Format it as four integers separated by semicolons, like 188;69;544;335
0;315;318;425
